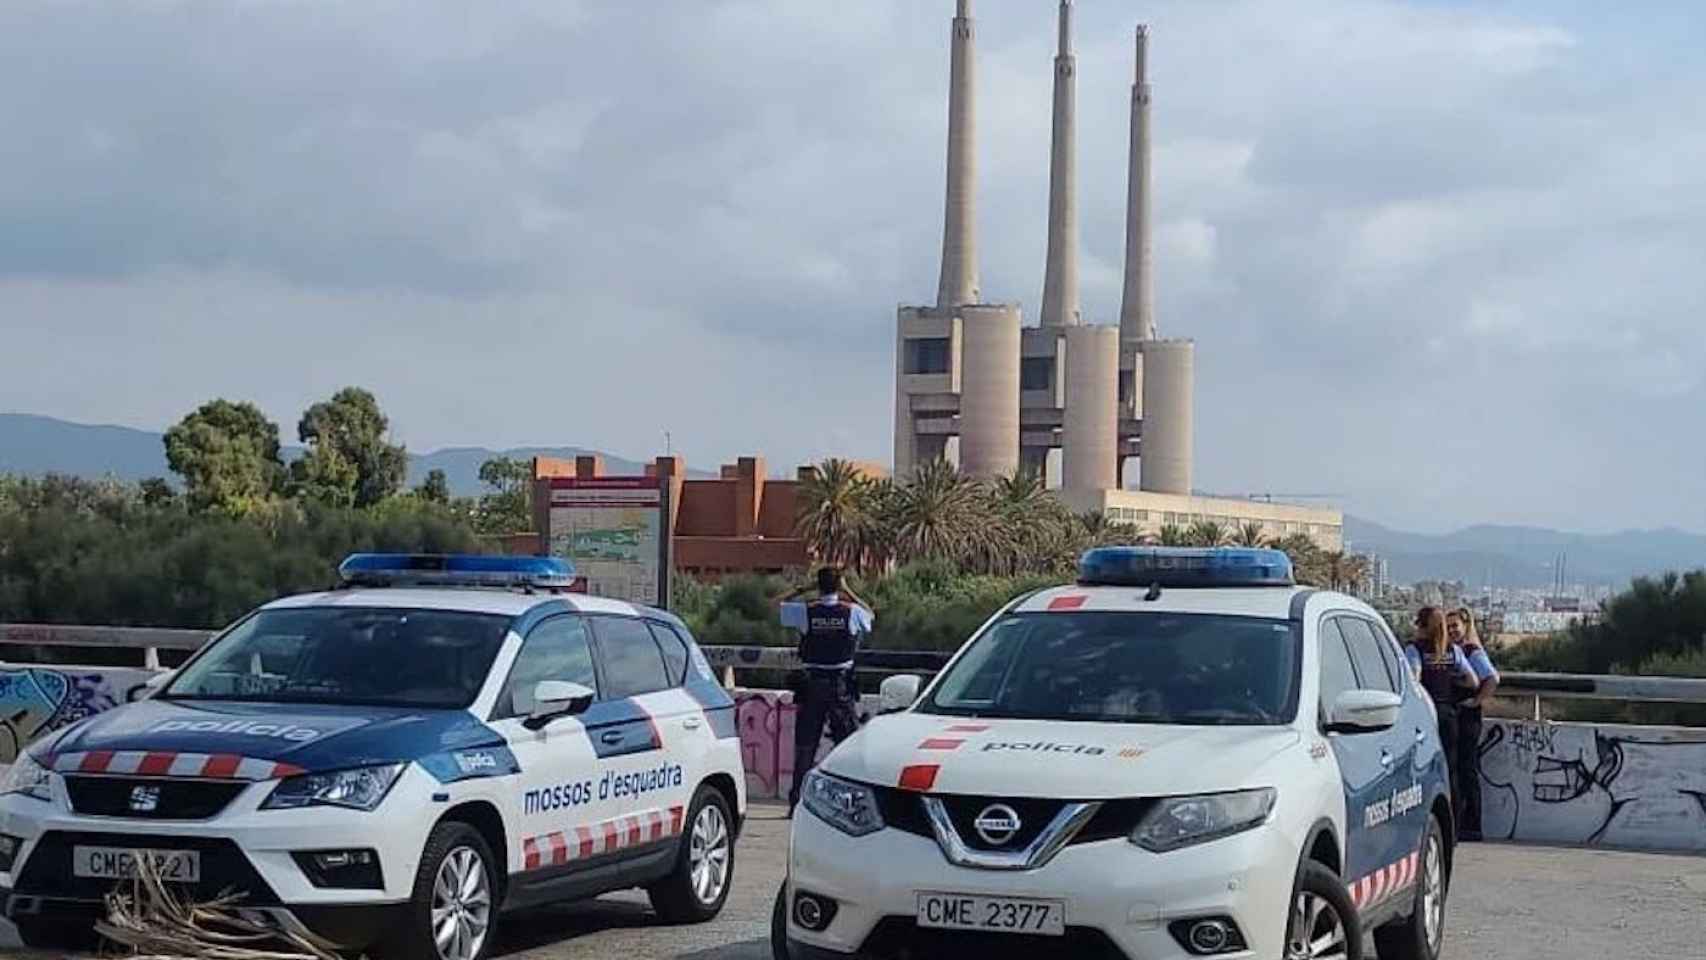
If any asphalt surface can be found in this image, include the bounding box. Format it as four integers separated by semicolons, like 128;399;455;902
5;803;1704;959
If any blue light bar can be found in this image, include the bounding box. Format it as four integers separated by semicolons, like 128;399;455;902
337;554;575;590
1077;546;1294;589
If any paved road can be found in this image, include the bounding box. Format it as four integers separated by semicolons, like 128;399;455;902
7;804;1704;958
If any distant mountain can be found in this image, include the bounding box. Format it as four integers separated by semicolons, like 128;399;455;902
1344;516;1706;589
0;413;705;497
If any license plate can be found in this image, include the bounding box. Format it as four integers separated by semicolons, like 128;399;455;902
72;846;201;883
915;892;1066;936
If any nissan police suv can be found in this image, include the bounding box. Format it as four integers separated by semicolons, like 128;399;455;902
776;547;1453;960
0;554;746;960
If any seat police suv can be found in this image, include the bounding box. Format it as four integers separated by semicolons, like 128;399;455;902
777;547;1453;960
0;554;745;960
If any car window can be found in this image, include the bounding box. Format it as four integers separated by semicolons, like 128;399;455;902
1317;619;1360;719
1339;617;1399;695
498;615;596;719
594;617;670;699
648;622;690;686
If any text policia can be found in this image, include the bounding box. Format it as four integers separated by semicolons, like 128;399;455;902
524;763;685;816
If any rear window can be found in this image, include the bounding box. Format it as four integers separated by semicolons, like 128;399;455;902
919;611;1301;726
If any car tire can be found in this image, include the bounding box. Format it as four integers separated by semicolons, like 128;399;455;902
1287;859;1363;960
14;916;101;950
372;820;500;960
647;784;735;924
771;881;791;960
1373;816;1448;960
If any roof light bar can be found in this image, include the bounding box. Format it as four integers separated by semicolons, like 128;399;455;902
337;554;575;590
1077;546;1294;589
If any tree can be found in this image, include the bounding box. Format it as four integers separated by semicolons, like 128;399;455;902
1234;521;1269;548
796;459;876;571
884;459;984;567
163;399;286;514
1186;520;1230;547
292;388;407;508
415;469;451;505
138;477;177;509
1157;523;1191;547
474;457;534;534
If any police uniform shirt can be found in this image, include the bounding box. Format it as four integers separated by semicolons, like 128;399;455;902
779;593;875;670
1403;644;1476;683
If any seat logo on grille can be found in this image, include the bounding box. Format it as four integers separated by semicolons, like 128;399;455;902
128;785;161;813
973;804;1022;845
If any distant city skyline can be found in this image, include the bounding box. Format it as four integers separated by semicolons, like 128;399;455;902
1;1;1702;534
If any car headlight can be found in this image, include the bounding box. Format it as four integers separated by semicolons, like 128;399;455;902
0;752;53;803
801;771;885;837
1131;788;1277;853
261;764;405;812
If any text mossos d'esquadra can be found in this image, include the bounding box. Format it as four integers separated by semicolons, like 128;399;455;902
1364;783;1424;829
524;763;684;815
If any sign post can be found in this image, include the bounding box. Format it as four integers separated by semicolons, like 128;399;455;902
539;477;669;608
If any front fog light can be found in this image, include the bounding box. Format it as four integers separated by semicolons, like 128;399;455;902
1169;916;1248;955
292;848;383;890
793;892;838;932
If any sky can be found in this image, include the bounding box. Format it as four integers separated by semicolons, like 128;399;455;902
1;0;1703;535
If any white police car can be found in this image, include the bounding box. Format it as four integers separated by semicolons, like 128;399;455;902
776;547;1453;960
0;554;745;960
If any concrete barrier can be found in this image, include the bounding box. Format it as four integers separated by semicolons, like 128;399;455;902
0;664;160;764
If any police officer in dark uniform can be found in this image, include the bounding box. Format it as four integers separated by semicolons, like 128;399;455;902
778;566;875;810
1404;606;1479;810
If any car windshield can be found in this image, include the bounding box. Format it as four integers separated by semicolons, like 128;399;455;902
163;607;513;709
919;611;1300;725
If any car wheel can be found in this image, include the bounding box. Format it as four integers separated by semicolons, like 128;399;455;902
373;820;499;960
1286;860;1363;960
1373;816;1448;960
647;784;735;924
771;882;791;960
14;916;102;950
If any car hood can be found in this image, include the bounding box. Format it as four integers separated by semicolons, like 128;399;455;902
822;712;1301;799
34;699;501;778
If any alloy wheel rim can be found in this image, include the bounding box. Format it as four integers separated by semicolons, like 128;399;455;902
689;804;731;905
431;846;491;960
1286;890;1350;960
1423;834;1445;949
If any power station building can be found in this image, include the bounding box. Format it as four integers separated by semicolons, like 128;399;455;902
893;0;1343;550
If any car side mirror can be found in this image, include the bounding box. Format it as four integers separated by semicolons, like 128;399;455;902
879;675;922;714
525;681;595;730
1326;689;1402;734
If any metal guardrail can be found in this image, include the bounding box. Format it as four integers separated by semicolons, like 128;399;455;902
5;624;1706;712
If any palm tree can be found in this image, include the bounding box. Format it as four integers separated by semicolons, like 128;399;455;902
1234;521;1269;548
988;471;1062;575
1323;551;1370;593
795;458;874;570
1273;533;1327;586
1157;523;1191;547
1186;520;1230;547
886;459;985;567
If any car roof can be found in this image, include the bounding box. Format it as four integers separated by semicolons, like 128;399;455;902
1013;582;1364;621
264;587;650;620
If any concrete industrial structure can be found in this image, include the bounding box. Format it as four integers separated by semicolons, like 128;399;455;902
892;1;1340;548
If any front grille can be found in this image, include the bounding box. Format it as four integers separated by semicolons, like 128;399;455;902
861;918;1131;960
15;831;280;906
873;787;1152;848
64;776;249;820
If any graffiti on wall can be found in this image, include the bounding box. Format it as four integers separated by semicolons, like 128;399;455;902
0;666;156;763
1480;719;1706;852
734;690;878;800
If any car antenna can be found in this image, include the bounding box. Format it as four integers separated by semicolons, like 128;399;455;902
1144;582;1163;601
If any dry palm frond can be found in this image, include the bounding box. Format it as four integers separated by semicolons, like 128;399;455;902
95;851;343;960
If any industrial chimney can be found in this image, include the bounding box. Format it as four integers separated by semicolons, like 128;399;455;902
1118;24;1155;343
936;0;980;309
1039;0;1079;329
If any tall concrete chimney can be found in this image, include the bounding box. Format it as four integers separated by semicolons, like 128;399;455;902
936;0;980;309
1039;1;1080;328
1118;24;1156;343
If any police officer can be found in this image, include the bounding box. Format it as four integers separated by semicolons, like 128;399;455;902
778;566;874;810
1404;606;1479;813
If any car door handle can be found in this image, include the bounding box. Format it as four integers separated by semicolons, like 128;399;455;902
600;730;625;745
1380;751;1394;768
682;717;702;731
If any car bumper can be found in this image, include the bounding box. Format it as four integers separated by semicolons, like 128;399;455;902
0;771;438;949
785;806;1298;960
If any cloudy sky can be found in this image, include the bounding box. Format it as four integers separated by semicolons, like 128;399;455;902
1;0;1702;534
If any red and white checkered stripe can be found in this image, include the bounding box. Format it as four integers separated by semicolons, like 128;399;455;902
522;805;686;872
48;751;304;781
1349;850;1420;911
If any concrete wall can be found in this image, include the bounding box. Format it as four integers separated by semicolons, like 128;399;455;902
0;665;159;764
1479;718;1706;852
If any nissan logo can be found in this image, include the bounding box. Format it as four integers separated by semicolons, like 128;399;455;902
973;804;1022;846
